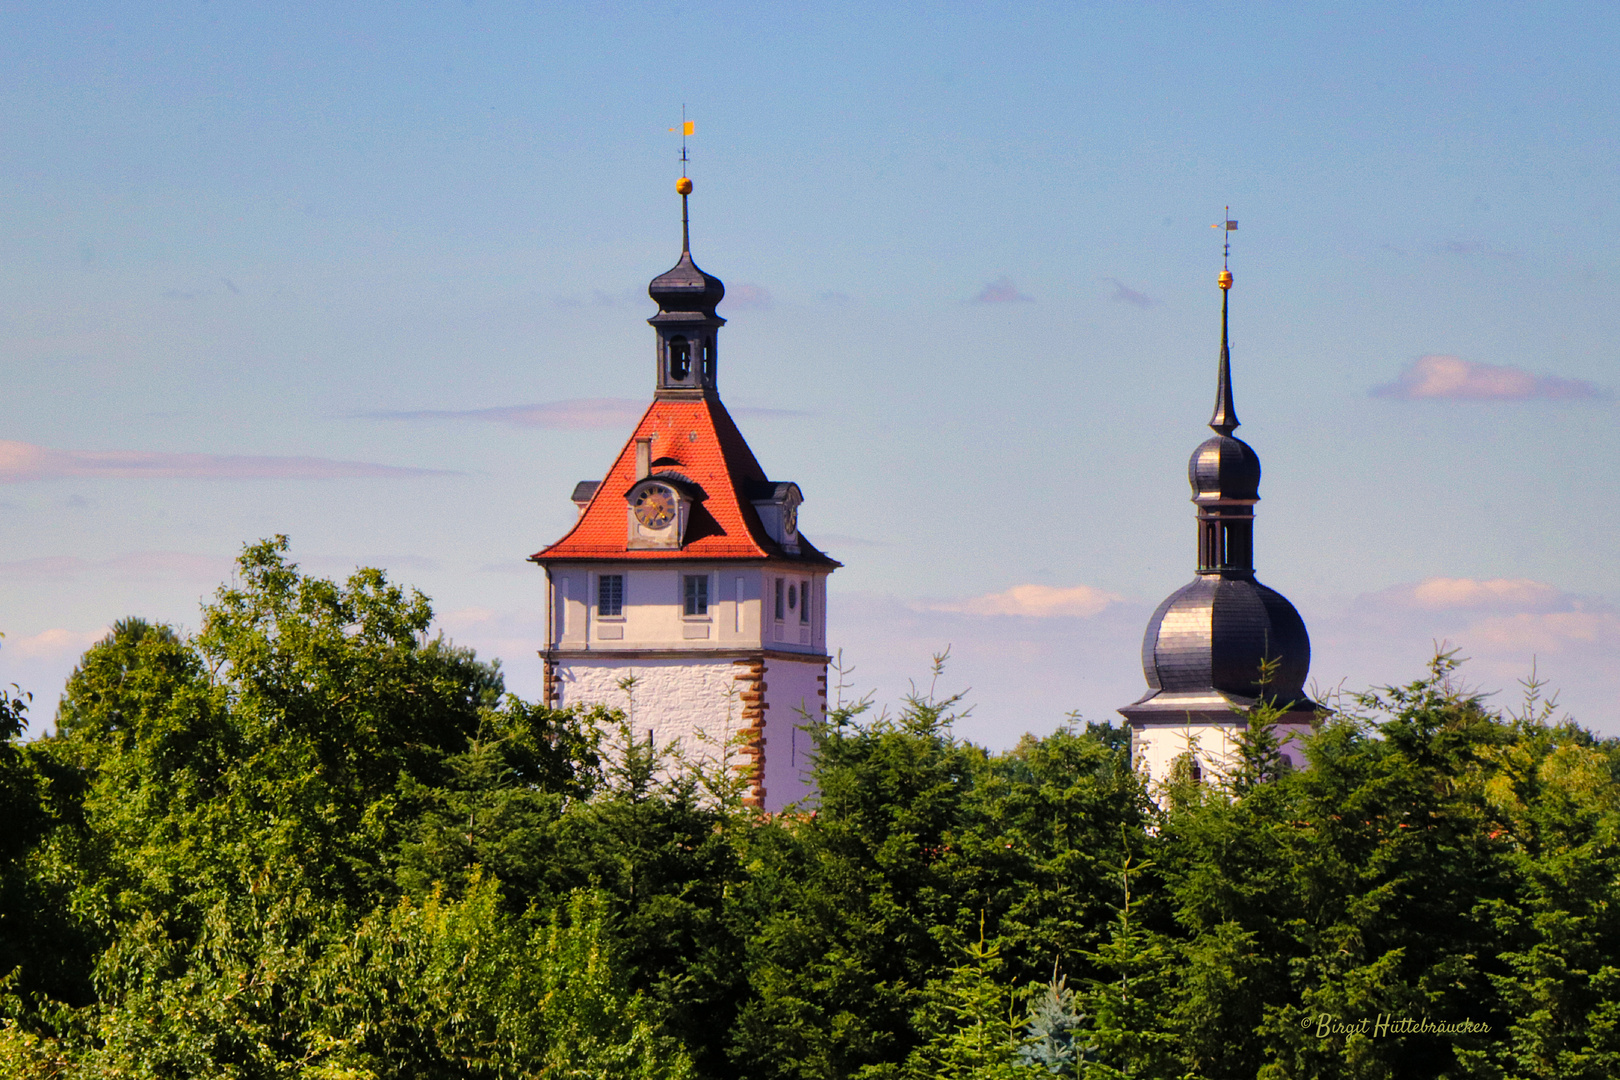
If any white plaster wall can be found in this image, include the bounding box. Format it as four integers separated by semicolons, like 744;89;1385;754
1134;722;1312;787
554;564;828;657
763;570;822;653
556;656;747;771
762;657;825;812
558;565;764;651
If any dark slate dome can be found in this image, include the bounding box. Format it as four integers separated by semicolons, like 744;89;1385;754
649;250;725;316
1189;434;1260;503
1136;575;1310;705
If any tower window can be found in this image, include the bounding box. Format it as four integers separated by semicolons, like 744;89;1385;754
684;574;709;616
800;579;811;624
669;336;690;380
774;578;785;621
701;339;714;382
598;574;623;617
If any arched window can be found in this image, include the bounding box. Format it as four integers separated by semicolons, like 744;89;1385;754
701;338;714;383
669;336;690;380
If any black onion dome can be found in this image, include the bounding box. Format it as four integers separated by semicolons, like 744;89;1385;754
1188;433;1261;503
649;250;725;317
1128;575;1311;716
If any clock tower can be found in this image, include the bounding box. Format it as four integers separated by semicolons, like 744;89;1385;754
530;177;840;811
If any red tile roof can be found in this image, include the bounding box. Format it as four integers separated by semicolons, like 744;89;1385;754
531;397;840;567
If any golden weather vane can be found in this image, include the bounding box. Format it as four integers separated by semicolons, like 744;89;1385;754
668;105;694;178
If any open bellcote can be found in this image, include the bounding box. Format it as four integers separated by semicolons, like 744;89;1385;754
647;178;725;399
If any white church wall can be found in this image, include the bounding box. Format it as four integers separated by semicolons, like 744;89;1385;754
761;656;825;812
556;656;746;771
1133;721;1313;787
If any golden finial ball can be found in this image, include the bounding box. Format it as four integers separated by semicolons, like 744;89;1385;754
676;177;693;195
1218;269;1233;290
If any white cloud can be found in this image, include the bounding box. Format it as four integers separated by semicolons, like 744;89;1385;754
1371;355;1605;401
0;440;445;482
1405;577;1563;611
925;583;1124;618
1469;611;1620;654
367;398;646;430
4;626;108;660
1315;578;1619;732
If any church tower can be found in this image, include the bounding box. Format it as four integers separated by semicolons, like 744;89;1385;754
530;176;839;811
1120;259;1317;784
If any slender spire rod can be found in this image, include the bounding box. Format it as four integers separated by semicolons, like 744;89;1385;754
671;106;693;253
1209;207;1239;435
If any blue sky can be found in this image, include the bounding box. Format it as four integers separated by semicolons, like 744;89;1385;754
2;2;1616;742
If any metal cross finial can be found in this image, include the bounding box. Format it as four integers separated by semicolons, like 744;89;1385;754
1209;206;1239;435
1213;206;1238;268
669;107;694;252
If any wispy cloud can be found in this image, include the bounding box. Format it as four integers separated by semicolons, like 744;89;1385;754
1104;277;1156;308
367;398;646;430
811;532;886;549
552;288;637;308
726;283;774;311
969;277;1033;304
1438;240;1517;259
1364;576;1566;613
1312;578;1620;730
1371;355;1606;401
0;440;446;482
924;583;1124;618
1468;610;1620;655
1338;579;1619;659
0;551;233;580
2;626;109;661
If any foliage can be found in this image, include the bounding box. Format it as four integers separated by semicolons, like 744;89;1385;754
3;543;1620;1079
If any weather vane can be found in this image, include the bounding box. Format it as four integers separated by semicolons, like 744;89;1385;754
1212;207;1238;271
669;105;693;178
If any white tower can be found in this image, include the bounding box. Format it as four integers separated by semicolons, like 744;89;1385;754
530;177;840;811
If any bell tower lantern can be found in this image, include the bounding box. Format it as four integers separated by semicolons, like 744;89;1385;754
648;176;725;399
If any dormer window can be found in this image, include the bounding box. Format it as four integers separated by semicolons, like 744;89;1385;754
668;336;690;381
750;482;804;553
625;476;701;549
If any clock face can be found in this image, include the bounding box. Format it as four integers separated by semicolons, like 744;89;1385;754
633;486;677;529
782;502;798;536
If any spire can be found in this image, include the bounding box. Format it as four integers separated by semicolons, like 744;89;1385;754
1209;211;1239;435
681;178;691;253
1209;278;1239;434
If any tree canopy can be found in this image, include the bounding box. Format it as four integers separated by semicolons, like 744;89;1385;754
2;538;1618;1078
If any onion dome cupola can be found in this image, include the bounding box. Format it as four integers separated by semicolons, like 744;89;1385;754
1120;266;1316;725
648;176;726;400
